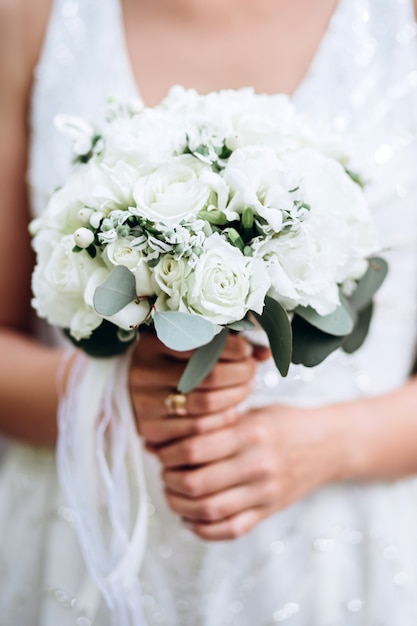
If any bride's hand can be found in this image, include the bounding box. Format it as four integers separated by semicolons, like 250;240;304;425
155;403;348;540
130;331;270;444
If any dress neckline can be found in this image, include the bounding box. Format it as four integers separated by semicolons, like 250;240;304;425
116;0;345;106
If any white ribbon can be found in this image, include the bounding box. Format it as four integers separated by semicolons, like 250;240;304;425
57;352;148;625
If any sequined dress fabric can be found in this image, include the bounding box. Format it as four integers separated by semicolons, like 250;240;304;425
1;1;417;624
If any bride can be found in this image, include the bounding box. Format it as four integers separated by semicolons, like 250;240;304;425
1;0;417;624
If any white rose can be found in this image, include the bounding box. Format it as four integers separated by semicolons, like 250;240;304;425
152;256;192;310
184;234;270;324
223;147;295;231
135;258;155;297
132;155;226;224
106;237;142;270
32;235;103;340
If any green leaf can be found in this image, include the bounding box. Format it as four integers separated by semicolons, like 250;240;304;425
347;256;388;312
226;318;255;331
178;328;229;393
294;302;355;337
253;296;292;376
342;301;373;354
291;315;344;367
153;311;215;351
86;244;97;259
93;265;137;316
63;320;136;357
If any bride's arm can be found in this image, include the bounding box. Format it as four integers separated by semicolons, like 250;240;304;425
0;0;65;446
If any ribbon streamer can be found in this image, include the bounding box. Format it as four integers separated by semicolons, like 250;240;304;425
57;352;148;625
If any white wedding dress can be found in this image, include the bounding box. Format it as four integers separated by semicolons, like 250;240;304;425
1;0;417;624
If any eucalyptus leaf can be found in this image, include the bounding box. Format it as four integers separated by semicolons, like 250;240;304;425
295;302;355;337
348;256;388;312
153;311;215;351
253;296;292;376
178;328;229;393
342;301;373;354
226;318;255;331
93;266;137;316
291;315;343;367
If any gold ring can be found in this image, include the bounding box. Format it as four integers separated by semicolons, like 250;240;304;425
164;392;188;416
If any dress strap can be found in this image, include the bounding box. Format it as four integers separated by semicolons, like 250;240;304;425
29;0;138;214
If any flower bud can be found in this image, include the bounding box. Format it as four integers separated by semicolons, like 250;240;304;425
78;208;95;225
101;218;114;232
74;227;95;249
225;134;242;151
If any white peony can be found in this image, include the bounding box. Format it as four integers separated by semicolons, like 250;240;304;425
183;234;270;324
255;149;377;315
223;146;296;231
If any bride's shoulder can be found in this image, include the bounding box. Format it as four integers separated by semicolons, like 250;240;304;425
0;0;53;92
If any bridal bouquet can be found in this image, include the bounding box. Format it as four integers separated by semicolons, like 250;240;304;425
29;87;386;624
31;86;386;393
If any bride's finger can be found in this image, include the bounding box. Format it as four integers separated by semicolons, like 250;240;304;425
154;425;243;468
165;479;276;522
135;381;253;421
159;333;255;363
192;358;256;389
184;507;272;541
130;359;185;389
139;408;238;443
162;448;265;496
131;356;256;392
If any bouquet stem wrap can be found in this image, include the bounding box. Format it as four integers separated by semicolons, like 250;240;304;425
57;351;148;625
